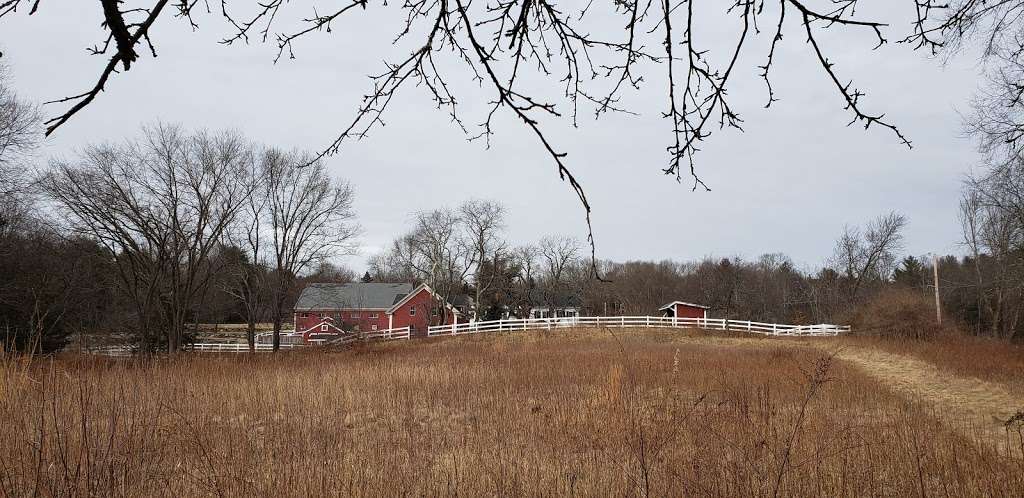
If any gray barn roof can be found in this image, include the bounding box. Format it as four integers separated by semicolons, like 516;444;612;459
294;282;415;310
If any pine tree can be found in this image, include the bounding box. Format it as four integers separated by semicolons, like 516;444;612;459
893;256;925;288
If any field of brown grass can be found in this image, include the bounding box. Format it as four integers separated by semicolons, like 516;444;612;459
2;328;1022;496
836;335;1024;392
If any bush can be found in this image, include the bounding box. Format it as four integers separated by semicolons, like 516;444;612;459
848;289;957;340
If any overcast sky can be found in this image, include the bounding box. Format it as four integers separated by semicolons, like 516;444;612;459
0;2;984;272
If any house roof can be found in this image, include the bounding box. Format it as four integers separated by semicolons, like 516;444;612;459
449;294;474;308
527;287;583;308
658;300;710;311
294;282;415;311
387;283;461;315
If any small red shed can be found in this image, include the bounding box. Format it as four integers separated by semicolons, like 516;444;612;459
659;301;709;319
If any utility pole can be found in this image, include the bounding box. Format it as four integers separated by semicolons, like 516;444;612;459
932;254;942;325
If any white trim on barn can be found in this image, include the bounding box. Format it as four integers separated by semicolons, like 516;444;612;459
383;283;463;327
295;316;346;335
386;283;462;316
659;301;710;321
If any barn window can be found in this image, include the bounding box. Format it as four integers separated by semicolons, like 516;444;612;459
333;312;340;320
300;312;308;318
320;324;328;332
432;308;438;316
318;312;325;318
369;312;378;319
409;306;416;316
371;325;378;331
351;312;359;318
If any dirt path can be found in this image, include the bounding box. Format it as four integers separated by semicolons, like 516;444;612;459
826;345;1024;452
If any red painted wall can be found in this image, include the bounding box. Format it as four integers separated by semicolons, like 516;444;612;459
294;309;390;332
674;304;706;319
293;288;457;336
389;288;456;337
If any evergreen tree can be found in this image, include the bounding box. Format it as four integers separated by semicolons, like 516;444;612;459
894;256;925;288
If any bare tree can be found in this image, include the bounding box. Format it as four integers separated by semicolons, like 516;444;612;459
459;199;506;319
538;235;581;315
223;183;270;352
830;212;907;301
914;1;1024;164
509;244;539;318
0;62;40;236
367;250;416;283
960;166;1024;338
390;207;472;321
0;63;38;168
42;124;257;352
834;226;863;282
306;261;357;283
263;149;359;350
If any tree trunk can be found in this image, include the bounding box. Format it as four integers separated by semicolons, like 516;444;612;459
972;253;984;336
272;316;282;351
247;317;256;353
993;287;1004;338
167;324;179;354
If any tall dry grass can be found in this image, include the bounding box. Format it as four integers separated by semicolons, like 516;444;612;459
1;329;1021;496
840;334;1024;393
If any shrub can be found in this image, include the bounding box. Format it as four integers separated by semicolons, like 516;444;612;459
848;288;957;340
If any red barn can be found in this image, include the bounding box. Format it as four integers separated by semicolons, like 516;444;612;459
293;282;460;337
658;301;709;319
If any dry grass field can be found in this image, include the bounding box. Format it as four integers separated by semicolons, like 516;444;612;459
836;335;1024;392
2;328;1022;497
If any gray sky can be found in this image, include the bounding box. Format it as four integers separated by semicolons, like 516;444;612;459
0;2;983;272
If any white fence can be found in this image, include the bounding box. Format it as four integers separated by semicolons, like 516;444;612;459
255;331;305;346
79;317;844;357
188;326;413;353
428;316;849;337
189;342;308;352
78;345;136;357
359;327;413;341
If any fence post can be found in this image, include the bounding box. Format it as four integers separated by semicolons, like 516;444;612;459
772;323;777;335
452;321;456;335
646;316;650;328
